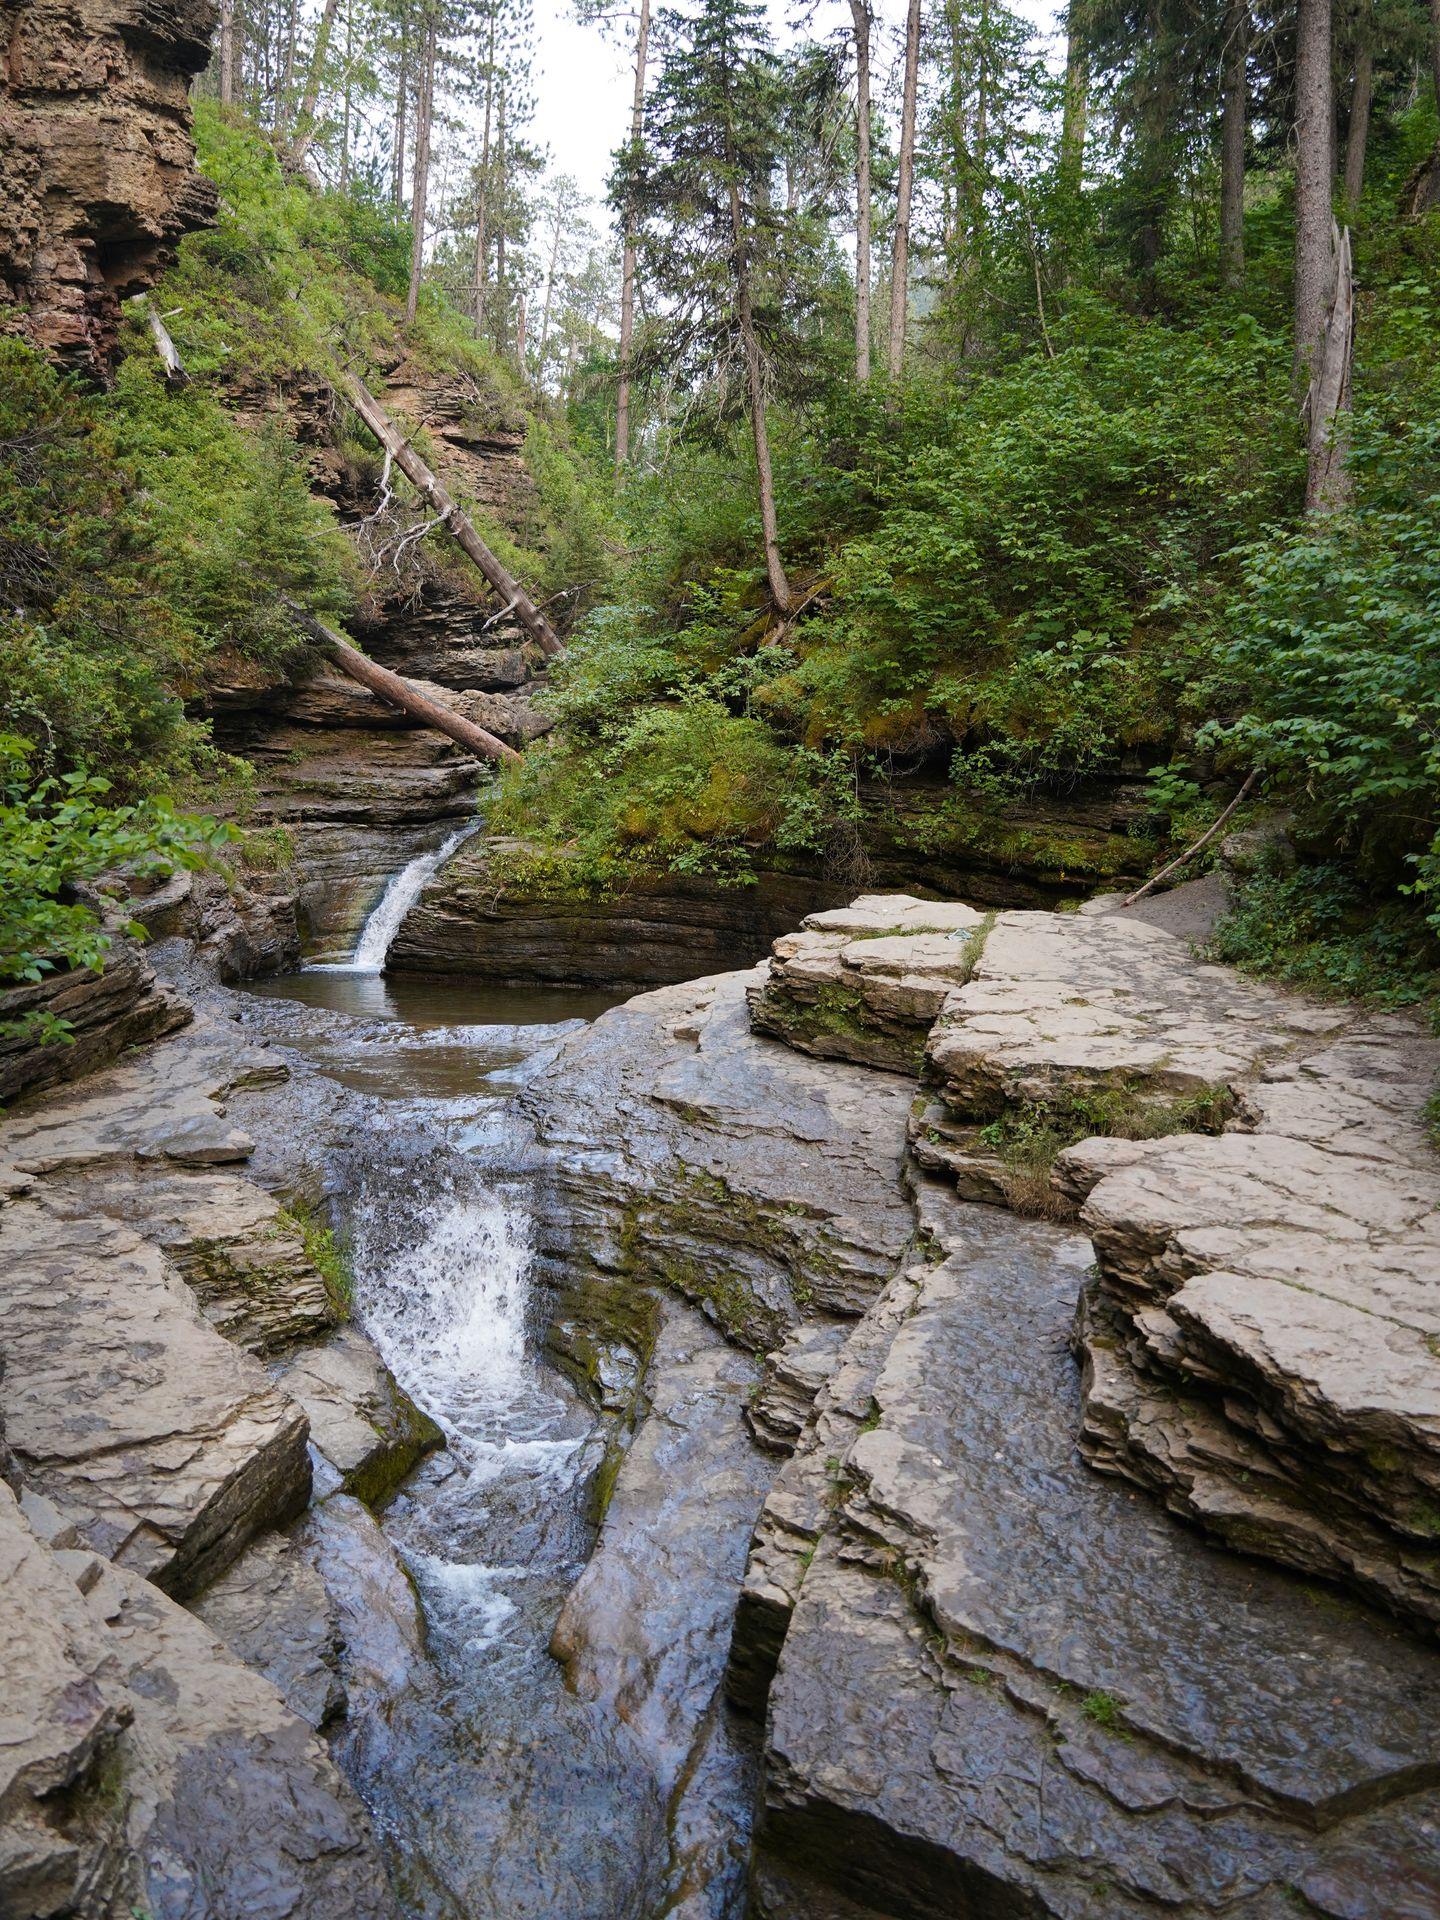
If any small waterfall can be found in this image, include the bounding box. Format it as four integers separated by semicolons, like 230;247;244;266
322;821;478;974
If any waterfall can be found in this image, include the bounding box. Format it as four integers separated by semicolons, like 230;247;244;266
322;821;478;974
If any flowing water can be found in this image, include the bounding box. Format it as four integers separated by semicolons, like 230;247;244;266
245;840;732;1917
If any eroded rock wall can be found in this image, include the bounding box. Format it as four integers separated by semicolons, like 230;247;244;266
0;0;218;375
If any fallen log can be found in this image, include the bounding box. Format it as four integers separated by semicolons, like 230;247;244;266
341;369;563;659
284;602;521;764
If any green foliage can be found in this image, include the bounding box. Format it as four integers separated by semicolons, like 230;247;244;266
0;737;233;1040
1202;406;1440;910
0;334;351;789
282;1203;354;1317
1209;864;1440;1017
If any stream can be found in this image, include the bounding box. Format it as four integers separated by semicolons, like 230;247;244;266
241;834;754;1919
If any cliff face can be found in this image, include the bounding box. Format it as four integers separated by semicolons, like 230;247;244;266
0;0;217;374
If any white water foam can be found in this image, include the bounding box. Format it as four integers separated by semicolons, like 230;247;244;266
354;1183;533;1447
316;820;478;974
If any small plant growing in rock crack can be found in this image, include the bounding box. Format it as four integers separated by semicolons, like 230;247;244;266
1080;1690;1122;1728
858;1398;882;1433
282;1205;353;1317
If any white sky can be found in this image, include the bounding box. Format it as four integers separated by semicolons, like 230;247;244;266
532;0;1063;214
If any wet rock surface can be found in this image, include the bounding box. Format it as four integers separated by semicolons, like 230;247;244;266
0;1478;398;1920
519;967;919;1361
751;1188;1440;1919
274;1323;446;1507
551;1301;772;1919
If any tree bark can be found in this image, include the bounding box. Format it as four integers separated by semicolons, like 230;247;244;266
1060;4;1087;189
615;0;652;471
472;6;497;333
538;199;563;371
495;87;508;352
287;606;521;764
405;9;437;325
288;0;341;167
342;370;564;656
1306;220;1354;511
728;181;792;612
1219;0;1248;284
1294;0;1334;386
887;0;921;380
1432;0;1440;117
219;0;236;105
1344;41;1373;210
849;0;873;382
392;25;409;210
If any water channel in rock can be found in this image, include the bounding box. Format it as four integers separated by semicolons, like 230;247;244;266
241;844;749;1918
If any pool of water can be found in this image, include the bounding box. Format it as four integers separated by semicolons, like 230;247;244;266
244;970;633;1029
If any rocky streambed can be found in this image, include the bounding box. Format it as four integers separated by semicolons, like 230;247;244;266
3;880;1439;1919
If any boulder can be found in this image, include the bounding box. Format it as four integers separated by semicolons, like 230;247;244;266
748;894;985;1072
0;1199;311;1595
191;1528;346;1729
273;1324;445;1508
0;1480;398;1919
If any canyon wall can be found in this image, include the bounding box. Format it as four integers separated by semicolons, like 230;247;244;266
0;0;217;374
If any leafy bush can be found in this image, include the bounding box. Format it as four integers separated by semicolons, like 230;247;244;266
1203;407;1440;913
0;737;233;1040
1209;862;1440;1014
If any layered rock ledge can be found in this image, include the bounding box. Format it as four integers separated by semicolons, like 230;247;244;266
708;892;1440;1916
0;992;436;1910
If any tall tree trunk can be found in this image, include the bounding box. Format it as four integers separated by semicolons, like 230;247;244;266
472;7;497;334
849;0;873;382
1219;0;1248;283
1060;4;1088;189
887;0;921;380
615;0;652;472
342;372;564;655
392;26;409;210
288;0;341;166
728;180;792;613
515;291;527;369
340;1;352;191
494;88;508;353
1294;0;1334;385
1306;221;1354;510
538;204;562;371
219;0;236;104
405;10;437;325
280;0;298;128
1432;0;1440;110
1344;41;1374;210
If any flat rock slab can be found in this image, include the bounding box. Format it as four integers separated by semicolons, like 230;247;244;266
0;1481;398;1920
755;1189;1440;1919
37;1165;337;1355
191;1527;346;1729
750;895;985;1073
0;1199;311;1595
925;908;1344;1120
521;969;917;1352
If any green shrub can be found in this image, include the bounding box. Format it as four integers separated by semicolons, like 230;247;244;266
0;737;233;1041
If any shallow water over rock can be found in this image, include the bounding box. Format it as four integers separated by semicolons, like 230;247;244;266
238;969;766;1919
